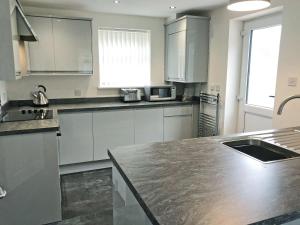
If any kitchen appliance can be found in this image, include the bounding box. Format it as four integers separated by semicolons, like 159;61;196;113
32;85;49;107
120;88;142;102
1;109;53;123
144;85;176;102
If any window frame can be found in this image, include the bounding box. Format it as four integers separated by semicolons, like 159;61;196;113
97;27;152;89
242;14;282;109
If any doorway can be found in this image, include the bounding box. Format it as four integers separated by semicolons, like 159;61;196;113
237;14;282;133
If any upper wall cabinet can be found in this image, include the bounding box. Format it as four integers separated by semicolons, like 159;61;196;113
27;16;93;75
165;16;209;83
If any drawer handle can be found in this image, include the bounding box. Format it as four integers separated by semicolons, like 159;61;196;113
0;186;7;199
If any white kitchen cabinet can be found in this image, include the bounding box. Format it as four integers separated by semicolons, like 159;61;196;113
53;18;93;73
93;110;134;160
27;16;55;72
167;31;186;81
165;16;209;83
59;112;94;165
164;106;193;141
0;132;61;225
27;16;93;75
134;108;164;144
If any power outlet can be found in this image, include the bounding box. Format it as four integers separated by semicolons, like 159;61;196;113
74;89;82;97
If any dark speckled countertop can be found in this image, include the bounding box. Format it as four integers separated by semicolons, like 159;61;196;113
0;99;195;136
108;132;300;225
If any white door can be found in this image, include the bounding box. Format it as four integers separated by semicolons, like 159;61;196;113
167;31;186;81
134;108;164;144
52;18;93;73
93;110;134;160
59;112;94;165
237;14;282;133
163;106;193;141
27;16;55;72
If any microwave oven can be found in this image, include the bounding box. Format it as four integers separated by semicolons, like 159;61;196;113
144;85;176;102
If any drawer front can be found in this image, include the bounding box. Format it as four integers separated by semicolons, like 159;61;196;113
164;106;193;117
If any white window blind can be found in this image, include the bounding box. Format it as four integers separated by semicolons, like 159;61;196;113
98;29;151;88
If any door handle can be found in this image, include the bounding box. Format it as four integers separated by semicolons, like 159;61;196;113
0;186;7;199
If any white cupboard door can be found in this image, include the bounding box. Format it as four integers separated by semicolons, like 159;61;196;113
164;115;193;141
93;110;134;160
27;16;55;72
166;31;186;81
59;112;94;165
53;18;93;73
0;132;61;225
134;108;164;144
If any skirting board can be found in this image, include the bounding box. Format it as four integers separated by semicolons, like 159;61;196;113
59;160;112;175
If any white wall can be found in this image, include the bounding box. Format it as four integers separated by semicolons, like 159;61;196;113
7;6;165;100
273;0;300;129
205;0;300;134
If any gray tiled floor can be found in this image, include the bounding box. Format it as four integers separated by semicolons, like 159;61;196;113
49;169;113;225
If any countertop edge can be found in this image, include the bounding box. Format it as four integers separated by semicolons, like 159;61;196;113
0;126;59;136
108;150;160;225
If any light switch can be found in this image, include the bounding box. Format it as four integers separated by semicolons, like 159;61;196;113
288;77;298;87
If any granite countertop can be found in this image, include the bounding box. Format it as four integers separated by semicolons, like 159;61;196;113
108;129;300;225
0;99;195;136
51;100;195;113
0;110;59;136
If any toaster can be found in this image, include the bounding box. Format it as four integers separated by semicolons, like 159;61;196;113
120;88;142;102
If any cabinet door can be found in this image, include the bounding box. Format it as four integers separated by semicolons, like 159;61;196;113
93;110;134;160
164;116;193;141
53;18;92;73
164;106;193;142
0;132;61;225
59;112;94;165
166;31;186;81
27;16;55;72
134;108;163;144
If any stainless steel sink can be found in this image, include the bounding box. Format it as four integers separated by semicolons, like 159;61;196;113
223;139;300;163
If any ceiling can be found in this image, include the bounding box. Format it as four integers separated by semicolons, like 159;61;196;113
20;0;228;17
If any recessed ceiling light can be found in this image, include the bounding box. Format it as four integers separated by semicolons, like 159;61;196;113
227;0;271;12
114;0;120;4
169;6;176;10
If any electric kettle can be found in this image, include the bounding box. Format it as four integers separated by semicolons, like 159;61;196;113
32;85;49;107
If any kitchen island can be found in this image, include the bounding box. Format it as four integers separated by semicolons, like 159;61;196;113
108;128;300;225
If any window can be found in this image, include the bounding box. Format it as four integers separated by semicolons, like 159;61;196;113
98;29;151;88
246;25;282;108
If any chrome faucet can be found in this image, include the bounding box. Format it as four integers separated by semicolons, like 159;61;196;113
277;95;300;115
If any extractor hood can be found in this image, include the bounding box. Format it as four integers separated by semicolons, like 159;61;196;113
15;0;38;42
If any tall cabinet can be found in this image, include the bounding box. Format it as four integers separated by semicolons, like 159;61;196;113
165;16;209;83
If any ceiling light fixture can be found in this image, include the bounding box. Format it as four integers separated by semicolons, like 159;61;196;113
114;0;120;4
169;6;176;10
227;0;271;11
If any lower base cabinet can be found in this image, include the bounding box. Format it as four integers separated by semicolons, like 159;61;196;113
134;108;164;144
163;106;193;141
93;110;135;160
59;112;94;165
58;105;195;167
0;132;61;225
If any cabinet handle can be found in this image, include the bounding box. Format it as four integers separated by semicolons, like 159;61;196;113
0;186;7;199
